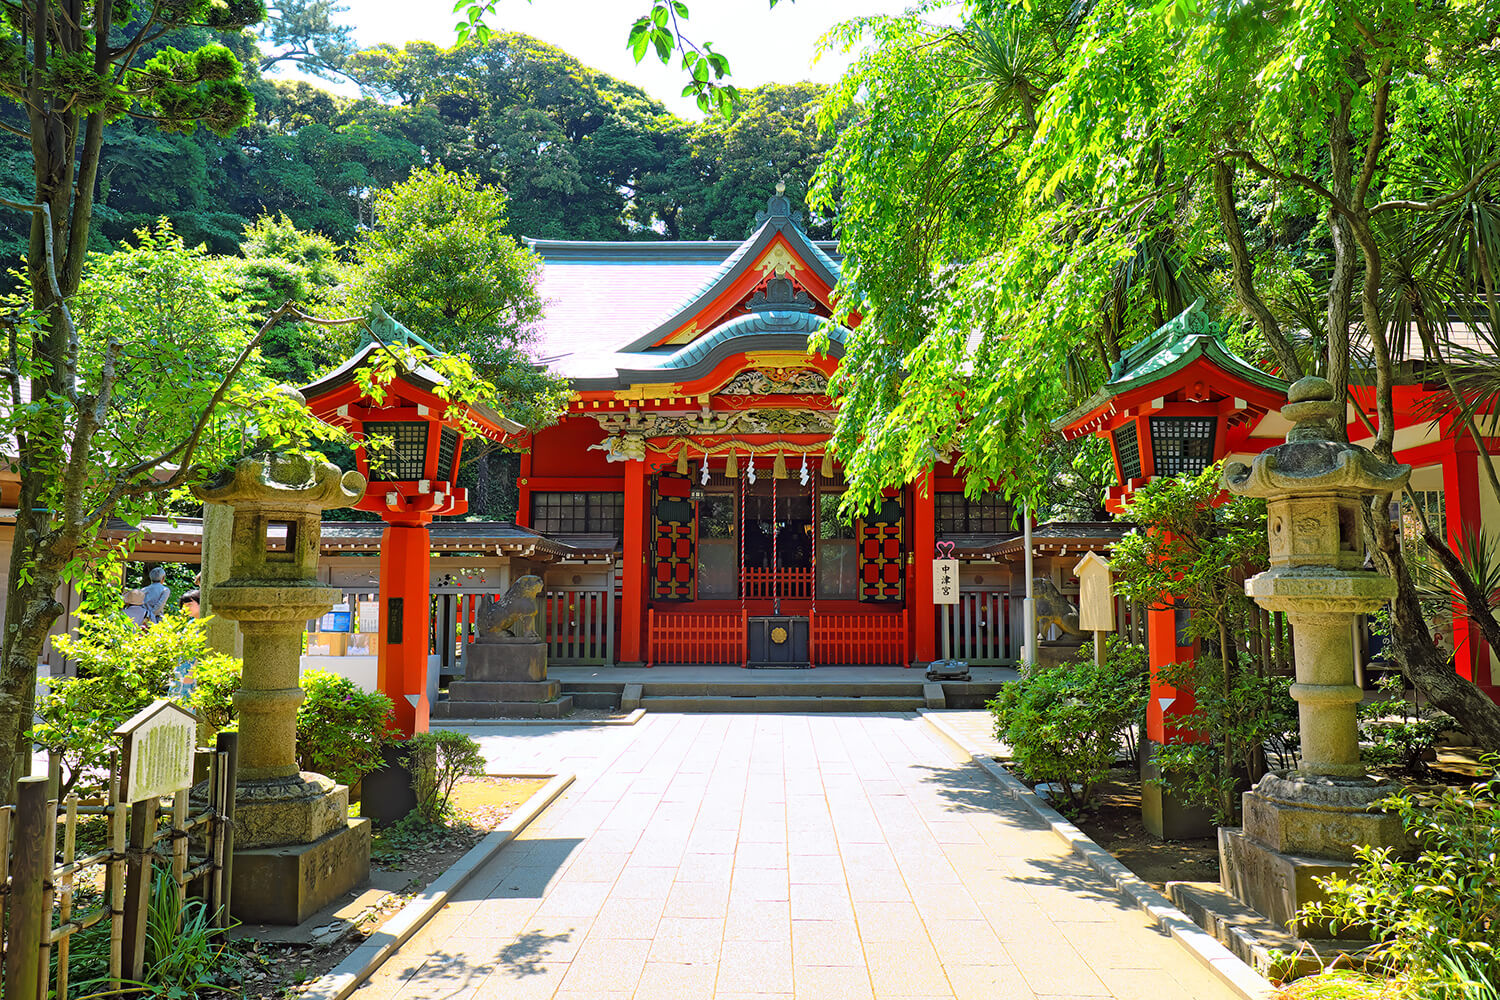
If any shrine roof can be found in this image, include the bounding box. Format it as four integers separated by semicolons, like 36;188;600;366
526;190;845;386
981;522;1129;561
1055;299;1286;434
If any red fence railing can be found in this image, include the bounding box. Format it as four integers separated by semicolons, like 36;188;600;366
811;609;907;666
739;568;814;600
647;609;748;667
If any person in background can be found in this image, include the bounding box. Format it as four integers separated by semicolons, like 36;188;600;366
170;590;203;700
142;566;170;623
180;590;201;618
123;589;148;628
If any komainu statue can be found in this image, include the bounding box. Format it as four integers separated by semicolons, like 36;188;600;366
476;576;544;642
1034;577;1087;638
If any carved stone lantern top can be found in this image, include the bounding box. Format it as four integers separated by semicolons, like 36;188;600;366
193;452;366;614
1223;376;1410;502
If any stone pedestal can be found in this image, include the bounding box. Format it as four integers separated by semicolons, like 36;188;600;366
436;642;573;718
1220;773;1403;935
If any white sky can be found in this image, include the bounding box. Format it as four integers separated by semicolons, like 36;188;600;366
303;0;951;117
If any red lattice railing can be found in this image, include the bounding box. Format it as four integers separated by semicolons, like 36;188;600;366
811;609;907;666
647;609;748;666
739;568;814;600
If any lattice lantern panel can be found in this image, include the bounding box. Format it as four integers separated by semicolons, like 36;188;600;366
857;497;905;602
653;489;697;602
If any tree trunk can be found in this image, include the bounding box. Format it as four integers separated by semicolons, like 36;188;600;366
1325;96;1356;428
1212;161;1302;380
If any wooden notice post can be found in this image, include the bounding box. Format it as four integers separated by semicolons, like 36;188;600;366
115;700;197;981
1074;552;1115;666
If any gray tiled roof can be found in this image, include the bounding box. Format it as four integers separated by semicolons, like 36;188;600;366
525;196;844;387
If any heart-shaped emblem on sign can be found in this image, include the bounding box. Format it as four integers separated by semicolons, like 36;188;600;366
935;541;956;559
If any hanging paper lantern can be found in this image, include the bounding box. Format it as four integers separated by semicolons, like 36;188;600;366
773;452;788;480
726;449;739;478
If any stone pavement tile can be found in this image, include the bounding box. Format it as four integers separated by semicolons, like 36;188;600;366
687;828;740;854
840;843;898;872
635;960;718;999
647;916;724;964
534;881;613;918
1005;942;1111;998
789;882;855;922
724;898;790;942
731;866;790;902
787;854;843;885
612;865;677;899
852;900;926;942
475;968;570;1000
679;852;736;884
1092;968;1204;1000
566;851;631;883
740;819;788;844
718;938;794;994
494;917;594;966
787;830;840;854
909;885;983;922
895;857;962;887
865;944;950;997
847;869;911;903
735;841;789;869
923;919;1008;968
591;896;667;939
945;963;1034;1000
553;992;632;1000
924;821;984;845
560;936;651;993
791;919;864;967
793;964;874;1000
664;880;732;919
1051;917;1182;970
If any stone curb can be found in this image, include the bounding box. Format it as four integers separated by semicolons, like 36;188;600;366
299;771;576;1000
919;711;1278;1000
434;707;646;727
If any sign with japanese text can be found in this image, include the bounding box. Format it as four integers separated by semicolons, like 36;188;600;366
933;558;960;605
1074;552;1116;632
115;700;197;802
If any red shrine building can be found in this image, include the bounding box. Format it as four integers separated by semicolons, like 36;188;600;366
513;189;1033;670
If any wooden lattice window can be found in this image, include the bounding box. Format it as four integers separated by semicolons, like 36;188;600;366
1114;423;1142;481
1149;417;1216;477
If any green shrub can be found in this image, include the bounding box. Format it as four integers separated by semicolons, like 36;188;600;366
37;612;240;794
1359;674;1453;777
402;729;486;823
1301;761;1500;999
295;671;395;787
987;637;1147;811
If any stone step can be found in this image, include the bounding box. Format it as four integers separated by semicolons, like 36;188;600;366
1166;881;1374;980
432;695;575;720
639;694;922;713
447;680;561;701
632;681;929;698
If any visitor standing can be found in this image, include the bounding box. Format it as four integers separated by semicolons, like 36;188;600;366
142;566;170;623
123;589;148;628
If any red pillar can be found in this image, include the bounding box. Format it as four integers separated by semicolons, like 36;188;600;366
1146;598;1200;745
910;472;937;666
619;459;649;665
378;520;433;738
1443;447;1497;698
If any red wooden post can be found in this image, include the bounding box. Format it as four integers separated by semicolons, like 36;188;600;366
378;520;434;737
911;472;937;667
1443;446;1497;699
620;459;648;665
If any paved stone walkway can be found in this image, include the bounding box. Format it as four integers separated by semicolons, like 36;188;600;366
352;714;1242;1000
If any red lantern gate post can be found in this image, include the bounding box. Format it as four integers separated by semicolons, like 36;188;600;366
303;310;522;738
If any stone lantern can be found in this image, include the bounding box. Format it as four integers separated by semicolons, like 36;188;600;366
194;450;372;925
1220;375;1411;932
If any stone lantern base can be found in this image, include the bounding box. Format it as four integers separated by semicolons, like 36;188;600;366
231;773;372;925
1219;772;1405;935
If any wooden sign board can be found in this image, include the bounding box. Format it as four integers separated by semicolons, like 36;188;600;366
933;559;960;605
114;700;197;803
1073;552;1115;632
